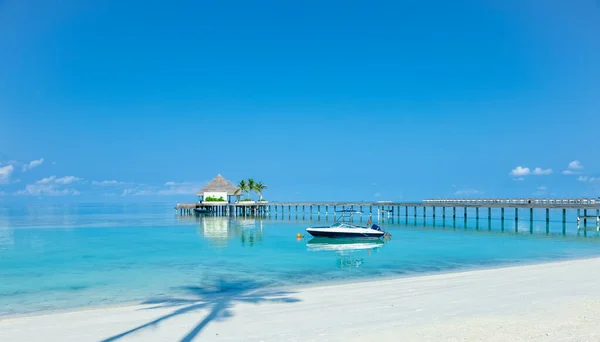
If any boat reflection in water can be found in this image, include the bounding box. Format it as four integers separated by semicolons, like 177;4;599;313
306;237;387;268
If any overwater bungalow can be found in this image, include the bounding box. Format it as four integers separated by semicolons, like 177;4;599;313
196;174;238;204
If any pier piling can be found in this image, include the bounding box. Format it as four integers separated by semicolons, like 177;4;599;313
530;208;534;223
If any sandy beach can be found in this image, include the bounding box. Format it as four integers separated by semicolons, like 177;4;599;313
2;258;600;341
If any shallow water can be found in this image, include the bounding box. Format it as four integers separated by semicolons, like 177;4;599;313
1;203;599;316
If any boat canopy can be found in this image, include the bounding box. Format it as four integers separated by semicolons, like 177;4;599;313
334;208;363;223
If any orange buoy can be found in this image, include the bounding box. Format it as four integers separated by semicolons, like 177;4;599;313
296;233;302;239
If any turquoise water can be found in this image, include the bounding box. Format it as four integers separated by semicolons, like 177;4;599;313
1;203;600;316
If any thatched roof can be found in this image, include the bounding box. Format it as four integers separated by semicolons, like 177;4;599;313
197;174;238;196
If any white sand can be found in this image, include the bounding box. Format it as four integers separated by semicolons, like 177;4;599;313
3;258;600;341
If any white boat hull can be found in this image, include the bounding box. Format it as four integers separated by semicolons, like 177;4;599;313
306;227;385;238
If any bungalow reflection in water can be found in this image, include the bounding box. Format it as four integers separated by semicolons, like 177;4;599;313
196;216;263;247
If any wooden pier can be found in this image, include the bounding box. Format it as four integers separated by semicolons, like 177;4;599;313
176;199;600;226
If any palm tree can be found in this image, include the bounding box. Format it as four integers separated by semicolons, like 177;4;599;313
234;180;247;201
256;181;267;201
247;178;256;200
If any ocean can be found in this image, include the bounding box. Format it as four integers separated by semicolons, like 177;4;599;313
1;203;599;316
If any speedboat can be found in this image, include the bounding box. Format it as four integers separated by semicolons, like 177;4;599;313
194;207;212;214
306;222;386;238
306;209;390;238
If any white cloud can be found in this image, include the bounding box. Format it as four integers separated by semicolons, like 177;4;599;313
532;167;552;176
0;165;15;184
513;177;525;181
510;166;552;177
120;181;204;197
122;188;136;196
374;192;381;197
92;180;125;186
122;188;154;196
35;176;81;185
510;166;530;176
15;184;80;196
568;160;584;170
14;175;82;196
158;181;204;195
537;186;547;191
36;176;56;184
578;176;599;183
454;189;483;195
22;158;44;172
54;176;81;184
562;160;584;175
121;183;157;196
1;160;19;166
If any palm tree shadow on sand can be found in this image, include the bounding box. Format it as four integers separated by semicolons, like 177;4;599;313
101;279;300;342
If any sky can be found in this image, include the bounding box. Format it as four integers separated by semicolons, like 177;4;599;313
1;0;599;203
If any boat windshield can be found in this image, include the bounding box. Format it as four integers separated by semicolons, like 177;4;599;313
331;222;361;229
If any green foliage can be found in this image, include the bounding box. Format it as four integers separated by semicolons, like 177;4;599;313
239;198;253;202
205;196;225;202
247;178;256;200
235;178;268;200
255;181;267;200
235;180;247;198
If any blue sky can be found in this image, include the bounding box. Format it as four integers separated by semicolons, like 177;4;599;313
1;0;599;202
